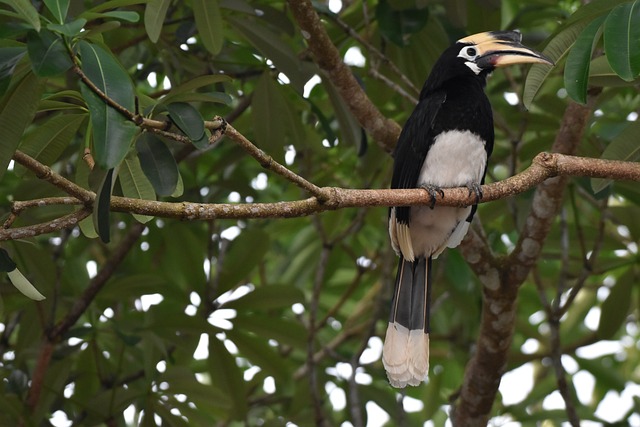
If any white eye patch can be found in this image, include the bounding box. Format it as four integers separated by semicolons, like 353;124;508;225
457;46;478;60
458;46;481;74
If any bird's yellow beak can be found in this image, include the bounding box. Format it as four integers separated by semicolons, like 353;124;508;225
458;31;553;67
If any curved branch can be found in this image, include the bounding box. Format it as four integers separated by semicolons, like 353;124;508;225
5;149;639;242
287;0;402;152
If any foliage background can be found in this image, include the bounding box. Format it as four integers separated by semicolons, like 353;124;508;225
0;0;639;425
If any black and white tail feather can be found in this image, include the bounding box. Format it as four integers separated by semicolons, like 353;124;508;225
382;257;432;387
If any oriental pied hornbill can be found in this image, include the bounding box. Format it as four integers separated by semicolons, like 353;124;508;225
383;31;552;388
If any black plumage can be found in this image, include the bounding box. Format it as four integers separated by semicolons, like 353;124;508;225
383;31;552;387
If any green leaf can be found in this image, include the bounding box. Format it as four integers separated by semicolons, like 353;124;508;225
218;228;270;293
324;77;363;151
7;268;46;300
565;0;632;25
251;73;305;160
588;55;640;87
102;10;139;22
79;40;136;169
232;314;307;349
144;0;171;43
0;248;17;272
224;284;304;311
93;167;115;243
47;18;87;37
597;270;634;339
207;335;247;419
171;170;184;197
375;0;430;46
591;120;640;193
229;16;313;94
0;47;26;80
0;71;43;180
4;0;41;31
119;154;156;223
192;0;223;54
27;30;72;77
136;133;179;196
80;11;140;23
166;102;207;147
226;329;291;381
564;16;605;104
603;0;640;81
16;113;85;176
43;0;69;24
524;21;589;108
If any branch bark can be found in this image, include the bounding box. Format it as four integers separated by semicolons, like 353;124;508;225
4;149;639;242
287;0;402;152
451;99;597;425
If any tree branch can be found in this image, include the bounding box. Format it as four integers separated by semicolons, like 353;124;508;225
287;0;402;152
5;148;639;242
451;98;598;425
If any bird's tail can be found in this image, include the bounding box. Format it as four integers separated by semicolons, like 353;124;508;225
382;256;432;388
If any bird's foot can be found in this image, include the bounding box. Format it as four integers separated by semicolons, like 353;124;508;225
465;182;483;204
420;184;444;209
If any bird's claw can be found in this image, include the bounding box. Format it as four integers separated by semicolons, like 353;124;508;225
421;184;444;209
466;182;482;204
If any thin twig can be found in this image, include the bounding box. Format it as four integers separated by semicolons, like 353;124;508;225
322;10;420;97
308;244;331;426
224;124;329;200
48;222;146;339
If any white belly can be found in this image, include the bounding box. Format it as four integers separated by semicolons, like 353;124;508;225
390;130;486;259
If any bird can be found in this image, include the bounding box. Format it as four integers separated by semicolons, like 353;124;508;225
383;30;552;388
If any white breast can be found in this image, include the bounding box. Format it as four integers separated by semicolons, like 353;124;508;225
390;130;486;260
418;130;487;188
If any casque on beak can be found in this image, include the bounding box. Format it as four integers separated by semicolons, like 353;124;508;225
459;30;554;68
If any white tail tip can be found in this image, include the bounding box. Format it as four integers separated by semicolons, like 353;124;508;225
382;322;429;388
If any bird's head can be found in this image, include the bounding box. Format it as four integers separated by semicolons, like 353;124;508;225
423;30;553;91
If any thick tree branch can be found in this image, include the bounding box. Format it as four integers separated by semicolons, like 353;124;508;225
452;99;598;425
287;0;402;152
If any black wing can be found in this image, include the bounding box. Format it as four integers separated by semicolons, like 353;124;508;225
390;91;447;225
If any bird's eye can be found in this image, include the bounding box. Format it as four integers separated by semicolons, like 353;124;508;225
466;47;477;57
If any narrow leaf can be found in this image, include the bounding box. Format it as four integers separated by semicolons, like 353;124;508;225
524;21;589;108
93;168;115;243
136;133;179;196
603;0;640;81
0;248;17;272
591;120;640;193
27;30;72;77
16;113;85;176
47;18;87;37
229;16;313;93
119;154;156;223
564;16;605;104
79;40;136;169
5;0;41;31
0;71;43;180
43;0;69;24
144;0;171;43
208;335;247;419
192;0;223;54
597;271;633;339
0;47;26;80
225;284;304;311
7;268;46;300
589;55;639;87
252;73;289;160
166;102;205;142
